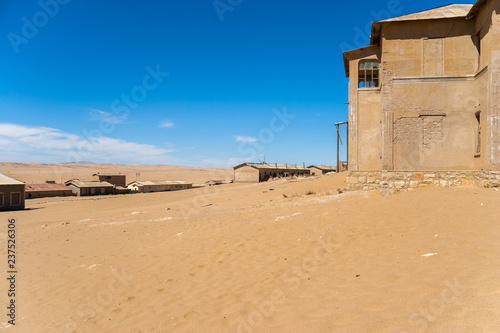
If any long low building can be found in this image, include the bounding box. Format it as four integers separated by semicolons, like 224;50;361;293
65;180;115;196
25;184;74;199
0;173;25;211
127;180;193;193
307;165;337;176
234;163;311;183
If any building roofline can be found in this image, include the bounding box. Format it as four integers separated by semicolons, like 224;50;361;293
467;0;487;19
343;45;379;78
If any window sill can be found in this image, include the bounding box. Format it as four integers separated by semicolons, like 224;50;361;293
358;87;381;92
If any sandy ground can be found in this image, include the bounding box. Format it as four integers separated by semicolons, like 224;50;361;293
0;163;233;185
0;165;499;332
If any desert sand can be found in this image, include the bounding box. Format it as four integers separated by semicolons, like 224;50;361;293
0;164;499;332
0;162;234;185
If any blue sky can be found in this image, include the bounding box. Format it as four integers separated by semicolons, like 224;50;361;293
0;0;474;167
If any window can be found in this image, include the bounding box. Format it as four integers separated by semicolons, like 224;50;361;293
11;192;21;206
0;193;4;207
476;112;481;154
358;60;380;88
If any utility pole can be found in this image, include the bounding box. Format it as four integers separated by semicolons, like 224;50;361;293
335;121;348;173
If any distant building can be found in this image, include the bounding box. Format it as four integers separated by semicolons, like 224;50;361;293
65;180;115;196
25;184;74;199
206;180;233;186
0;173;25;211
127;180;193;193
307;165;337;176
93;174;127;187
234;163;311;183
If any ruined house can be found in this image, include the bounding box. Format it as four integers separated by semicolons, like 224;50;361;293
307;165;337;176
234;163;311;183
0;173;25;211
343;0;500;191
127;180;193;193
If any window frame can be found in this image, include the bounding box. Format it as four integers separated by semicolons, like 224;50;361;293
10;192;21;206
0;192;4;207
358;59;380;89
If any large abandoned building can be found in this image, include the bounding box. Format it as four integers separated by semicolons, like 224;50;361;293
234;163;311;183
343;0;500;191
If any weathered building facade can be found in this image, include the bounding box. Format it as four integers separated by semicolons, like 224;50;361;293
93;174;127;187
25;184;74;199
307;165;337;176
234;163;311;183
65;180;115;196
343;0;500;192
127;180;193;193
0;173;25;211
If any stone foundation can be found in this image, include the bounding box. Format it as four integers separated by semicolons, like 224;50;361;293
347;170;500;194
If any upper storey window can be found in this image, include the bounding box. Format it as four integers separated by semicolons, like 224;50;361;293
358;60;379;88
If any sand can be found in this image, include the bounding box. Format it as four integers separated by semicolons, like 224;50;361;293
0;162;233;185
0;164;499;332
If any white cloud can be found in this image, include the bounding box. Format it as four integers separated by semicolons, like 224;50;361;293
159;121;175;128
0;123;178;165
89;109;126;124
234;135;258;143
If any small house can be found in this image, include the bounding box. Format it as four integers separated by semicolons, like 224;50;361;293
307;165;337;176
0;173;25;211
65;180;115;197
234;163;311;183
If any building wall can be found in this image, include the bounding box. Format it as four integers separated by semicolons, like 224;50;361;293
474;0;500;171
309;167;336;175
347;47;381;172
234;166;260;183
25;190;74;199
309;167;323;176
0;184;25;211
97;175;126;187
67;185;113;196
382;18;481;171
130;184;191;193
348;14;498;173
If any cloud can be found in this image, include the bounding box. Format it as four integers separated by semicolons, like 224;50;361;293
88;109;126;124
234;135;258;143
159;121;175;128
0;123;178;165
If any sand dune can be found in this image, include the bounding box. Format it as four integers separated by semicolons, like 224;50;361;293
0;166;499;332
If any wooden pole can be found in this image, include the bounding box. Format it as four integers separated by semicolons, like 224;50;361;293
336;124;340;173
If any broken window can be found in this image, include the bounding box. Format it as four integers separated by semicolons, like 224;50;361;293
358;60;380;88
